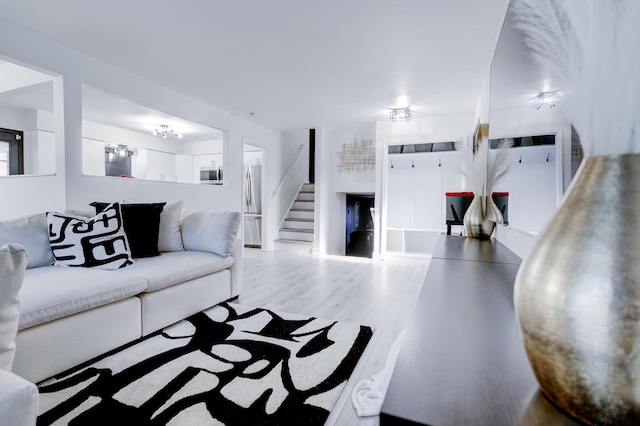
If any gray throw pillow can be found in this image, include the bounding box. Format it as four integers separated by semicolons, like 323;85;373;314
158;201;184;252
181;211;240;257
0;214;54;269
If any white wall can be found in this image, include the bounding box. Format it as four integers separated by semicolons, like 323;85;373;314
475;68;491;125
0;105;31;130
0;76;66;220
376;113;474;145
0;18;281;222
313;127;333;255
333;125;376;194
319;127;376;255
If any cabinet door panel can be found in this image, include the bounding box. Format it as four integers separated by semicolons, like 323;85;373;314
413;167;442;229
387;167;411;228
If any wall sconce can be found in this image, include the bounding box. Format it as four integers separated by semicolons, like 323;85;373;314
390;107;412;123
153;124;183;139
534;91;559;110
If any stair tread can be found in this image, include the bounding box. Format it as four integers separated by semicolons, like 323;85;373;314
280;228;314;233
275;238;312;245
285;218;314;222
291;208;314;212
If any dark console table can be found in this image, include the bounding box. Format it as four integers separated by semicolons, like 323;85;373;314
381;236;580;425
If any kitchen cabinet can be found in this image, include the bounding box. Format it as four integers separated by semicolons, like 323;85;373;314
145;149;175;182
175;154;193;183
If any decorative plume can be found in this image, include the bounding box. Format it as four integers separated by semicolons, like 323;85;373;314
486;138;514;194
462;138;513;196
462;141;488;196
511;0;640;156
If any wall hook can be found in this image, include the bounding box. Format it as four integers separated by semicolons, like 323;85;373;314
519;154;522;164
411;160;415;168
438;159;442;167
546;153;550;162
391;161;394;169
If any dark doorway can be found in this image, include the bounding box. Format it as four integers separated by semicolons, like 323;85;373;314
346;194;375;258
309;129;315;184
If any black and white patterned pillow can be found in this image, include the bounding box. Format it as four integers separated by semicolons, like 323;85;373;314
46;203;134;270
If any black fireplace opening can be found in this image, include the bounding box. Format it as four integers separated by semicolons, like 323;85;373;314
346;194;375;258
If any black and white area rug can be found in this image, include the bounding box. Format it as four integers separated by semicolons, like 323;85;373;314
37;302;373;425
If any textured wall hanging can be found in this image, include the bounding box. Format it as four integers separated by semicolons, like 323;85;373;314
337;139;375;173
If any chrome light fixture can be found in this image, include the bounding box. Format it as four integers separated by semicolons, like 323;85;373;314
533;91;559;110
106;144;134;158
153;124;183;139
390;107;412;123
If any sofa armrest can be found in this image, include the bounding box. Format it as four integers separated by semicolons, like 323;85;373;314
229;236;243;297
0;369;38;426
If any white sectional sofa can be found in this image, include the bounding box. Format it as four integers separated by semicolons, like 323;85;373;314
0;202;242;384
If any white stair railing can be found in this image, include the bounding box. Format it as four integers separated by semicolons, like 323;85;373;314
272;144;304;197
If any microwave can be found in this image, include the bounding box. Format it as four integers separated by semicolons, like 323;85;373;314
200;167;223;185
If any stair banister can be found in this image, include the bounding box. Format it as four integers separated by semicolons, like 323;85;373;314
272;144;304;197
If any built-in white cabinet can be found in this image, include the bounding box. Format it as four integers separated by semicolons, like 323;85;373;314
384;149;463;259
386;151;462;231
492;145;557;233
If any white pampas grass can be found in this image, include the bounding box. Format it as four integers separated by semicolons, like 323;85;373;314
462;142;488;195
511;0;640;156
462;138;513;196
487;138;514;193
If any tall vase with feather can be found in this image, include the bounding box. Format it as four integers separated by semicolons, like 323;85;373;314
462;136;512;238
511;1;640;424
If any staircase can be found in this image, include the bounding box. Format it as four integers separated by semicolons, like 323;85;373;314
278;183;315;243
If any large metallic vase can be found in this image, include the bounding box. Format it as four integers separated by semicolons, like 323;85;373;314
463;195;502;239
514;154;640;425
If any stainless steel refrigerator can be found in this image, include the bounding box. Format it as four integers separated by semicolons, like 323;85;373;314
244;164;262;247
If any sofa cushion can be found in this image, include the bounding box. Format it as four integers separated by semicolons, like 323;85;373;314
0;214;53;269
18;266;147;330
158;201;184;252
181;210;241;257
0;244;27;371
47;203;134;270
91;202;166;258
115;251;234;293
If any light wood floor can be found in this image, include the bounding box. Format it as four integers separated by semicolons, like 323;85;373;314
238;242;429;426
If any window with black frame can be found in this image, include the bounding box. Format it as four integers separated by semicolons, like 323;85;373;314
104;145;133;177
0;128;25;176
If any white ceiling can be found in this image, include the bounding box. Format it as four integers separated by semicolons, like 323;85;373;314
0;0;510;133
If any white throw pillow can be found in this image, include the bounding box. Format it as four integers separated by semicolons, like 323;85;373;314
46;203;134;270
158;201;184;252
181;211;240;257
0;243;27;371
0;214;53;269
